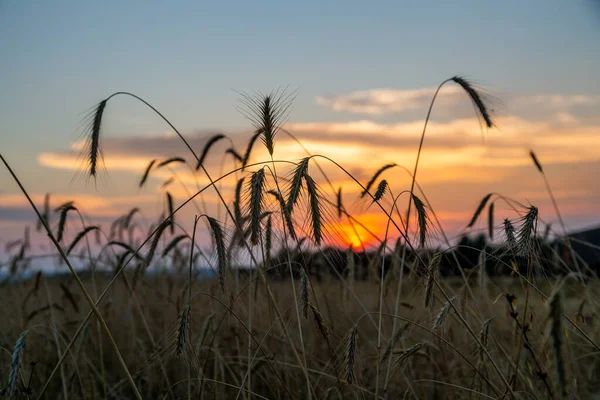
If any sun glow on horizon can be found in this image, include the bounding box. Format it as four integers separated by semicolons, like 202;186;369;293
326;213;389;250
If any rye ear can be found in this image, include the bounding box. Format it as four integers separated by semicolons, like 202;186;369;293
451;76;495;128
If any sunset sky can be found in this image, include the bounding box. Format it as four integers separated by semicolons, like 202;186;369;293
1;1;600;257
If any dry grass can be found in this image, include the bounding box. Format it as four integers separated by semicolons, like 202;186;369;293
0;276;597;398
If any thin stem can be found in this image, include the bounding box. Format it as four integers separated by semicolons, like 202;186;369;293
541;171;584;277
375;192;403;399
189;215;200;304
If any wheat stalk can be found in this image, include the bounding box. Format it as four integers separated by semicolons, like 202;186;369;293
344;325;358;385
467;193;493;228
249;168;266;246
518;206;538;257
122;207;140;229
56;202;76;243
373;179;388;202
310;305;339;374
381;323;409;363
232;177;246;247
479;318;493;364
433;297;455;329
36;193;51;232
207;217;227;292
424;254;440;308
264;215;272;270
6;330;29;397
234;177;245;220
166;191;175;234
139;159;157;188
157;156;186;168
176;304;191;357
479;249;487;289
301;267;309;319
347;246;355;287
395;342;424;367
60;282;79;313
85;99;107;178
236;88;296;157
361;163;396;197
196;313;214;355
504;218;518;253
412;194;428;247
66;226;100;255
450;76;495;128
304;173;323;245
529;150;543;173
133;221;169;288
225;147;242;163
335;187;344;219
488;202;495;240
267;189;296;241
162;234;188;257
549;285;567;398
242;131;261;170
287;157;309;213
196;134;226;170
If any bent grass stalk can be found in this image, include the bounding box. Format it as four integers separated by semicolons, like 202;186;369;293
385;76;497;394
529;149;584;277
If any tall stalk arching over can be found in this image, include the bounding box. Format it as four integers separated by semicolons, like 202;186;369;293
384;76;497;392
405;76;495;245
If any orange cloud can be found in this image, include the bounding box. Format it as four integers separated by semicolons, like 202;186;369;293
316;86;463;115
0;193;157;218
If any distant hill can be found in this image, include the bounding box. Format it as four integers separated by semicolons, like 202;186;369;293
557;225;600;271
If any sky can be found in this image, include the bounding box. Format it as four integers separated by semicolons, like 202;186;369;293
1;1;600;260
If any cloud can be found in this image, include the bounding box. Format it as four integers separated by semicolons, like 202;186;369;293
287;115;543;139
516;94;599;108
553;112;579;124
0;206;38;222
37;114;600;186
316;86;464;115
0;193;158;219
38;152;152;174
316;86;599;121
66;129;229;158
286;116;600;167
515;188;590;201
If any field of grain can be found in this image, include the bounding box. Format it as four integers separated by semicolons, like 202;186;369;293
1;78;599;399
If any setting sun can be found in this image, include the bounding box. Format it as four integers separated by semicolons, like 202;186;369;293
326;213;389;249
